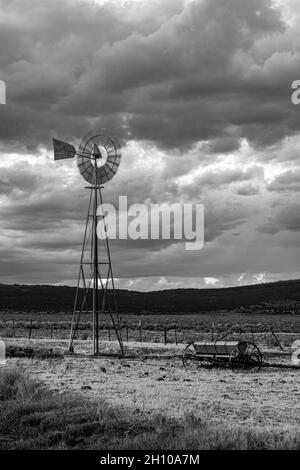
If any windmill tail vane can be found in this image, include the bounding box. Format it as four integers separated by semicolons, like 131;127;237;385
53;130;124;356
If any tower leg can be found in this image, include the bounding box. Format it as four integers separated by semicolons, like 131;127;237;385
93;176;99;355
68;187;93;352
68;171;124;356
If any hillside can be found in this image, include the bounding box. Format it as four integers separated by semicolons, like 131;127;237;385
0;279;300;314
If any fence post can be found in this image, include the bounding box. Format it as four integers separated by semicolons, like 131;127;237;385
139;317;143;343
126;325;129;342
108;326;111;341
28;320;33;340
211;322;214;341
271;329;284;351
251;327;255;344
164;327;167;345
174;326;178;345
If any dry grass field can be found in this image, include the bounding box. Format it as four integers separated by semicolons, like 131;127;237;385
0;311;299;449
0;329;299;449
1;311;300;347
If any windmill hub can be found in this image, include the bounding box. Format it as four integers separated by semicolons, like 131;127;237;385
92;143;108;168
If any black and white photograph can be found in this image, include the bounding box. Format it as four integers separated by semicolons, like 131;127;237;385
0;0;299;458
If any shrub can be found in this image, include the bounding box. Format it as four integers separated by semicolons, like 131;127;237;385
0;368;43;401
0;328;14;338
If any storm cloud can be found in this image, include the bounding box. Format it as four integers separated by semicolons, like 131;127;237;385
1;0;300;289
0;0;299;150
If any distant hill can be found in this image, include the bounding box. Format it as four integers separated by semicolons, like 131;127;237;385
0;279;300;314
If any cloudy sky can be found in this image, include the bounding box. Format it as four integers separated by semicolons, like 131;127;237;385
1;0;300;290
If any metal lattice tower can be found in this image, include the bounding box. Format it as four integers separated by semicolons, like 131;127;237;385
53;129;124;356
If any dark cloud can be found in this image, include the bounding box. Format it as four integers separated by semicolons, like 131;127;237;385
267;169;300;192
1;0;300;288
189;166;264;193
0;0;296;152
269;202;300;233
236;183;260;196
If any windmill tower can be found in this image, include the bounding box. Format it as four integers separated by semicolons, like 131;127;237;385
53;129;124;356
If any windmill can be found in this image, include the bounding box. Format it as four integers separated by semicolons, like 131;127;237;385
53;129;124;356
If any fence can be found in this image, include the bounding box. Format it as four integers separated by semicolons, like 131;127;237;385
0;320;179;345
0;319;291;350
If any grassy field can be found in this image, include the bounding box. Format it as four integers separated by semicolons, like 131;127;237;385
1;310;299;450
1;312;300;349
0;367;299;450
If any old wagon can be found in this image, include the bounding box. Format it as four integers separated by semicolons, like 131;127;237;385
182;340;263;370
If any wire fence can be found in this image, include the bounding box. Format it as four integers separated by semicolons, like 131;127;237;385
0;320;180;345
0;318;294;350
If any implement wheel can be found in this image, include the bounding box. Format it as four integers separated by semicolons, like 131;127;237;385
182;342;197;370
229;342;263;370
244;342;263;370
182;342;214;370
